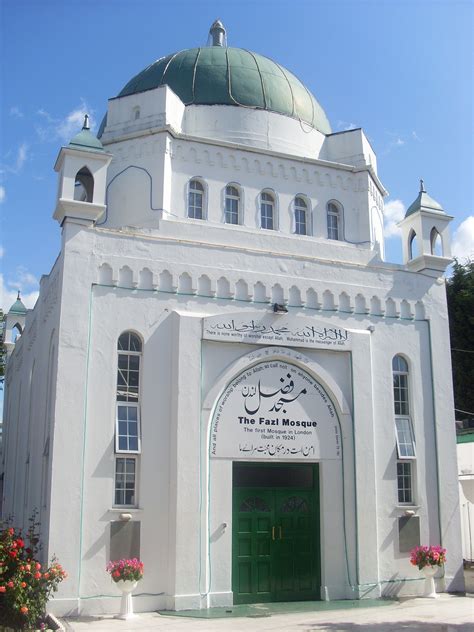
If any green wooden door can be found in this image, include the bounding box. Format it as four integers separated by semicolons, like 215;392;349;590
232;489;275;603
273;490;318;601
232;465;320;604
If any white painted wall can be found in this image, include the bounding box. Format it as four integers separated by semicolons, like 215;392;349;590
1;77;463;617
458;439;474;562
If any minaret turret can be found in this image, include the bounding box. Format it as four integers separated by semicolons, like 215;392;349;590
398;180;453;276
3;291;27;357
53;115;113;226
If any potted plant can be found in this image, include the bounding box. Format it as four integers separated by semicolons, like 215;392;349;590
106;558;144;619
410;545;446;598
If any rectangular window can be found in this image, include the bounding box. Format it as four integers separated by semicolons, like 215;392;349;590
116;404;140;453
117;353;140;401
327;213;339;240
395;417;416;458
225;197;239;224
115;457;137;506
295;209;307;235
188;191;203;219
393;373;409;415
397;461;413;504
261;203;274;229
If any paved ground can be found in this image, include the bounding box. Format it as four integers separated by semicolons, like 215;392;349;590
61;570;474;632
61;594;474;632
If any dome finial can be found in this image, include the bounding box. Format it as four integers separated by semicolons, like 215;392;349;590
420;178;426;193
82;114;90;130
17;290;21;300
209;19;226;47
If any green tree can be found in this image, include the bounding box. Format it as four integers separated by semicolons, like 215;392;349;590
446;259;474;422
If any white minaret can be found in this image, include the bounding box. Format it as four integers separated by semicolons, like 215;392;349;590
3;291;27;357
398;180;453;276
53;115;113;226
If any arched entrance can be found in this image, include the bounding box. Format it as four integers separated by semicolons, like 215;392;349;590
208;351;345;604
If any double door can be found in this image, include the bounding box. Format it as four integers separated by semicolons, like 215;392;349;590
232;463;320;604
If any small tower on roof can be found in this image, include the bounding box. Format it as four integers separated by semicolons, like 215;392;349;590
209;19;226;47
4;291;28;356
53;115;113;226
398;180;453;276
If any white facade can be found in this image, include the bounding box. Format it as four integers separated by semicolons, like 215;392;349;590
1;31;464;616
458;435;474;563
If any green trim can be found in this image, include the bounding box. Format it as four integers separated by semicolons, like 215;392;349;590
457;432;474;444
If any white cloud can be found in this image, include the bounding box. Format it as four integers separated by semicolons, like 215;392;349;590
16;143;28;171
0;273;39;313
337;120;358;131
1;143;29;175
412;131;421;141
452;216;474;261
384;199;406;238
13;266;38;287
35;100;96;143
0;186;5;203
9;106;23;119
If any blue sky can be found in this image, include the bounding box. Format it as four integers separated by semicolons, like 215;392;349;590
1;0;473;314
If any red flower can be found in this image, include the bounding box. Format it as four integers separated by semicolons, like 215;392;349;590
8;550;18;558
20;606;28;614
21;582;26;588
8;528;14;536
7;582;14;588
34;572;41;579
0;586;5;593
35;562;41;570
16;538;25;548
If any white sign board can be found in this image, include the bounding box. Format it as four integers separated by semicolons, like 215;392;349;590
210;360;341;460
203;314;350;350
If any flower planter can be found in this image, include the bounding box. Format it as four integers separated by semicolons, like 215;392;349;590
114;579;138;619
421;565;439;599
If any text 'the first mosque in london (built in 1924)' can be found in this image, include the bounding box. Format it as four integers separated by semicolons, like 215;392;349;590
2;20;464;616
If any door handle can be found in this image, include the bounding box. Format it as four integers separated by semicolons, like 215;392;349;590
278;526;282;540
272;526;276;541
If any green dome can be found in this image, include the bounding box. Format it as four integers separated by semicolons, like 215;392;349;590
100;47;331;135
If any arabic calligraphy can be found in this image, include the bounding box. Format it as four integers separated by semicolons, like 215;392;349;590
210;359;342;461
207;319;348;342
238;443;315;457
242;372;307;414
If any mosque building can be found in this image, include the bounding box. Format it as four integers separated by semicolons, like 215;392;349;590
1;21;463;615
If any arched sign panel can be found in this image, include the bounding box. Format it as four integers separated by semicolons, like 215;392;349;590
210;360;341;460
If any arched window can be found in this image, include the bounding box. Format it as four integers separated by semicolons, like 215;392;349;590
294;196;308;235
408;230;419;260
133;106;140;120
115;331;142;506
188;179;205;219
430;227;443;256
392;355;416;505
225;185;240;225
261;191;275;230
74;166;94;203
327;202;341;240
12;323;22;342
